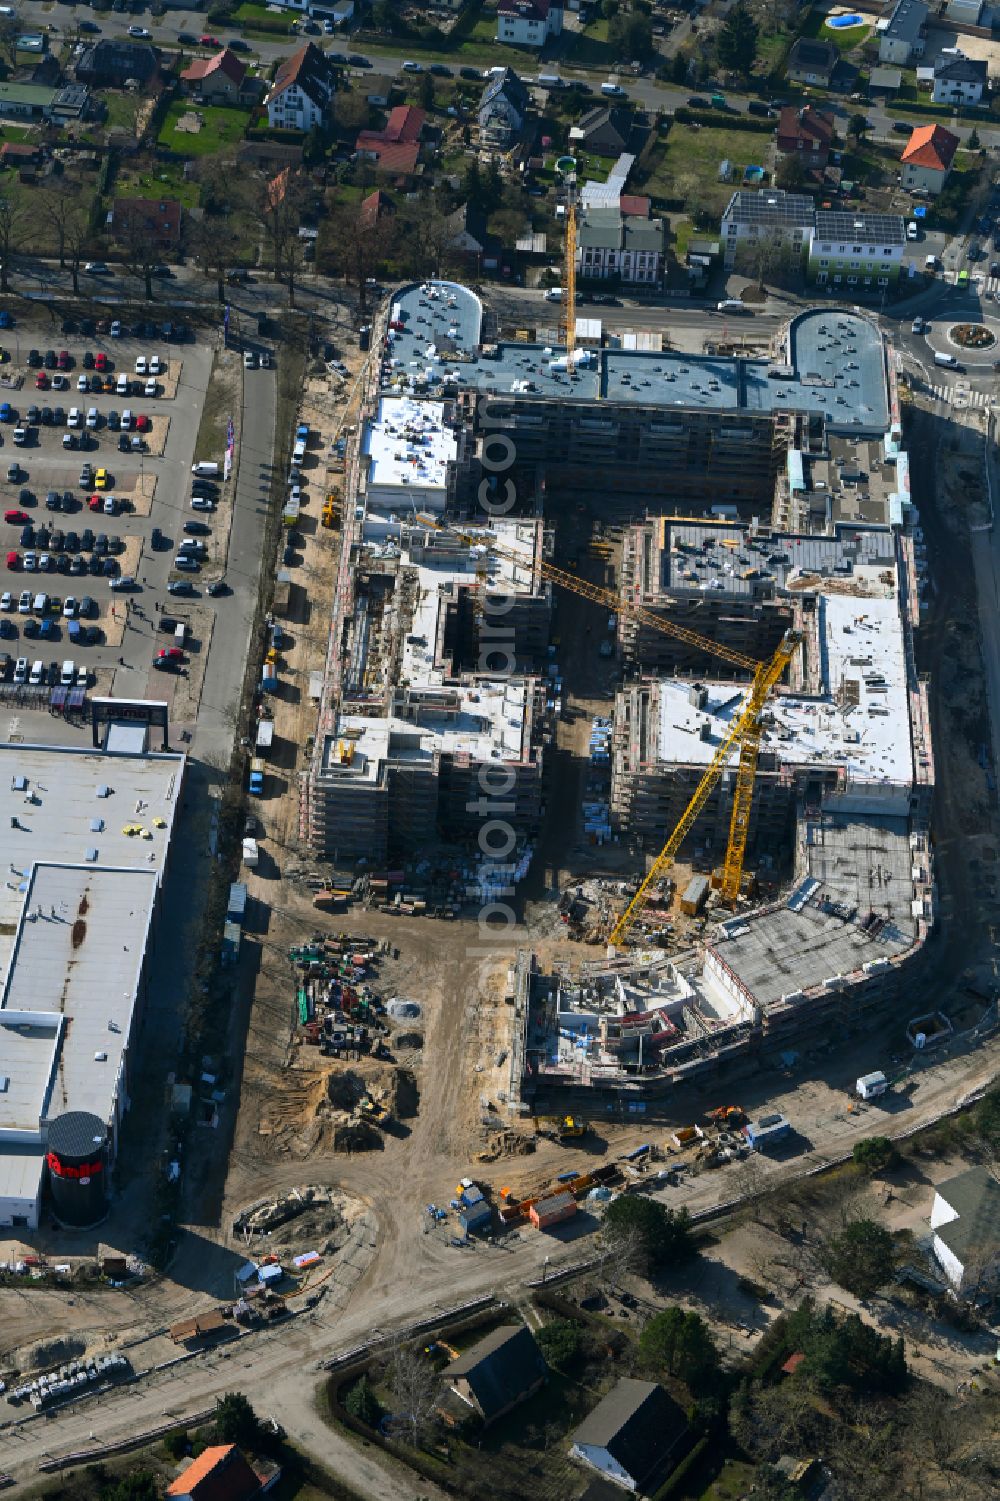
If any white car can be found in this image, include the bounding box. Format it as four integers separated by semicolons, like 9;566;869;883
244;351;255;369
17;590;31;612
134;356;147;376
149;355;163;375
62;597;78;617
144;379;158;398
67;407;81;427
83;261;109;275
86;407;99;428
23;552;36;572
76;374;89;392
13;656;27;683
110;321;122;338
190;496;216;511
402;59;423;71
260;351;271;369
0;591;12;611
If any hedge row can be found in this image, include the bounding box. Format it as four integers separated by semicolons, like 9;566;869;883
672;107;776;133
650;1434;711;1501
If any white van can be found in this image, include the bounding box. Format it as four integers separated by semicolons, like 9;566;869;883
934;350;959;368
191;461;220;477
29;659;44;685
924;254;939;271
116;374;129;396
717;298;750;313
60;660;75;686
32;592;48;614
601;81;627;97
543;286;563;302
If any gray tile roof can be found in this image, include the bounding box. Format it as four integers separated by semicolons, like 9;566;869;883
447;1324;547;1421
936;1167;1000;1268
884;0;928;44
572;1379;688;1486
935;55;987;83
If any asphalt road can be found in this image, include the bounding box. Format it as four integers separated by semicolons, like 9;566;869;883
16;0;1000;151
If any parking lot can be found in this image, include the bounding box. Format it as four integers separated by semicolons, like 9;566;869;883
0;316;244;714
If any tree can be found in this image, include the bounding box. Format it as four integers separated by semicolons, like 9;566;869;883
848;112;870;143
386;1344;439;1449
716;4;758;76
302;124;327;170
114;200;164;300
259;170;309;307
104;1474;161;1501
334;87;371;135
968;126;980;150
819;1216;895;1298
852;1136;899;1175
0;15;20;69
214;1392;262;1448
602;1196;692;1270
775;154;807;191
751;1467;802;1501
418;71;435;111
602;0;620;14
64;206;92;296
41;182;88;270
0;195;27;293
536;1318;583;1370
321;195;396;309
345;1375;383;1428
608;12;654;61
671;52;688;85
639;1307;719;1391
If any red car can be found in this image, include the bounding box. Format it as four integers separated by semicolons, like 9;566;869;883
6;551;18;569
199;33;219;45
4;509;28;523
136;414;151;432
57;350;70;369
95;352;109;372
88;495;102;511
158;646;184;661
34;371;49;389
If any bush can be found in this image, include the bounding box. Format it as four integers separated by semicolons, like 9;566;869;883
603;1196;693;1269
820;1218;896;1298
672;107;773;132
536;1318;583;1371
852;1136;900;1174
344;1375;383;1428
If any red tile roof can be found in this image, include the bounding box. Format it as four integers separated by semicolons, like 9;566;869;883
360;188;395;227
619;193;650;218
776;105;834;152
166;1443;262;1501
112;196;182;247
383;104;425;143
901;122;959;172
356;139;420;175
181;47;247;86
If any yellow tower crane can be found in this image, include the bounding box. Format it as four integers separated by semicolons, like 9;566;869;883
411;514;801;941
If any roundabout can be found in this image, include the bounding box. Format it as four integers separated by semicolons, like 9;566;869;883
948;322;996;352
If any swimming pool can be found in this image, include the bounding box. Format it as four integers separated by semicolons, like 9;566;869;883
827;11;865;26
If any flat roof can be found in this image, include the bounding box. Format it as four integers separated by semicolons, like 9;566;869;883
362;395;457;498
332;678;531;778
0;743;183;979
2;864;159;1126
707;813;918;1008
0;1142;46;1206
656;520;898;600
382;285;889;435
0;1010;62;1135
657;592;912;788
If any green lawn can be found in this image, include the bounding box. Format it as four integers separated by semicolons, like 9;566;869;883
800;6;871;53
562;19;619;69
103;92;142;135
640;124;773;219
233;1;297;30
116;165;201;210
158;101;252;157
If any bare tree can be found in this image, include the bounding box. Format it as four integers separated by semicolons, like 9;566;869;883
323;196;396;311
0;196;28;293
0;15;20;69
597;1216;647;1289
259;170;308;307
113;200;165;300
731;1152;771;1224
64;209;91;297
40;181;87;270
386;1343;439;1450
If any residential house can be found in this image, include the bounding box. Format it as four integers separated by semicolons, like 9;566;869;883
0;142;39;169
932;52;988;107
166;1442;277;1499
785;38;838;88
359;188;395;230
496;0;564;48
478;67;530;148
569;105;634;157
356;104;425;178
577;205;665;285
619;193;650;218
570;1379;691;1493
180;47;249;102
75;39;159;87
265;42;336;131
111;196;183;251
931;1166;1000;1294
877;0;927;65
721;188;814;270
50;83;91;122
0;83;55;121
442;1324;547;1426
807;210;906;288
900;122;959;195
776;106;835;170
447;202;502;271
365;74;395;108
238;139;304;171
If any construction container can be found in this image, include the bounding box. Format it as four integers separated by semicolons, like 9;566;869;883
529;1191;577;1230
459;1200;492;1234
227;882;248;925
856;1070;888;1100
256;719;274;753
221;921;241;966
744;1113;791;1150
680;874;710;916
242;837;259;869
